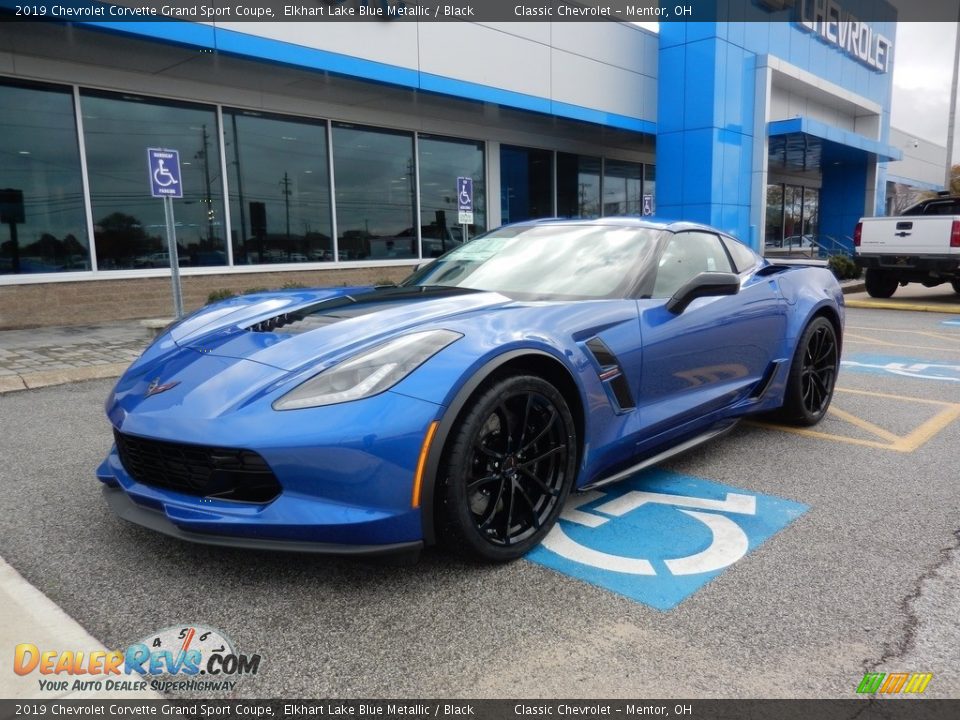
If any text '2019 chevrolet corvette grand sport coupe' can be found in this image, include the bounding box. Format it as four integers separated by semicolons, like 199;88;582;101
98;218;843;562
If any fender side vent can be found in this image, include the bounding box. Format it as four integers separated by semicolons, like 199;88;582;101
585;338;636;411
749;360;782;400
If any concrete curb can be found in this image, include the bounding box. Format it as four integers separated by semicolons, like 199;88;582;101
844;299;960;314
0;556;161;699
841;281;866;295
0;363;126;395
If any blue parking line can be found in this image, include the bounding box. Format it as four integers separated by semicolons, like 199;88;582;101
842;353;960;383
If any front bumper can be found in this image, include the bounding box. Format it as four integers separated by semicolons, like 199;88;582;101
99;387;443;551
102;485;422;557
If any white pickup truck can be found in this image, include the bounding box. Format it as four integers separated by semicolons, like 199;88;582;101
855;194;960;298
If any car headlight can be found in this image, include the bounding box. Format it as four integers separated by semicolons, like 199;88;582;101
272;329;462;410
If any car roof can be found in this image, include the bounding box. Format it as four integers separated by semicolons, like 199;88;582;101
509;216;730;236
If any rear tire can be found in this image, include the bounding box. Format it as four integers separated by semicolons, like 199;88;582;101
952;280;960;295
865;269;898;299
774;317;839;427
437;374;577;562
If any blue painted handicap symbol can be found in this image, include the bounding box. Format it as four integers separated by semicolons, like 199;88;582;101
527;469;807;610
842;353;960;384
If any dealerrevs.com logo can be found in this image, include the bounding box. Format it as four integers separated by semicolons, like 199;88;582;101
13;624;261;694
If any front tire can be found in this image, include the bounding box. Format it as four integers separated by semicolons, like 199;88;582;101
865;268;898;298
775;317;839;427
951;280;960;295
437;374;577;562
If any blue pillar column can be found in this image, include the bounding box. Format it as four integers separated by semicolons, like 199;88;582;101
819;145;868;253
657;23;758;246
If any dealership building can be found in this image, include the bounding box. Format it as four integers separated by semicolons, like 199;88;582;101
0;6;948;327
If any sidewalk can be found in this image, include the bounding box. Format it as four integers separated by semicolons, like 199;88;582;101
0;320;152;393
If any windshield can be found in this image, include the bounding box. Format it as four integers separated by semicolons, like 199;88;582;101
401;224;659;299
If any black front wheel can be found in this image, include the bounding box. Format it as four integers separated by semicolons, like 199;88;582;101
775;317;839;426
951;279;960;295
437;374;578;562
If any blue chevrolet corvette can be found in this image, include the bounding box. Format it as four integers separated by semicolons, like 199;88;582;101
99;218;843;561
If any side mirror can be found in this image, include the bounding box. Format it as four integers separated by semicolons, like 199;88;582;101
666;272;740;314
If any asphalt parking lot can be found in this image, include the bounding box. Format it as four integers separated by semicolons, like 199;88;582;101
1;305;958;699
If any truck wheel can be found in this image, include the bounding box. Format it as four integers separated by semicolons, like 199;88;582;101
865;269;898;299
952;280;960;295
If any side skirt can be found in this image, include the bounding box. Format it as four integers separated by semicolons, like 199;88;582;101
579;420;739;492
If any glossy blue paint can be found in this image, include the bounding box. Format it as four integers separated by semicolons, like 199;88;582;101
99;219;843;553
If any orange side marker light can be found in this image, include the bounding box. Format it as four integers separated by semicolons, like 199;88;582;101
411;421;440;508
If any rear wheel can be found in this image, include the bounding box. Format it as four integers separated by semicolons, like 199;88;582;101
774;317;839;427
952;280;960;295
437;374;577;562
865;268;898;298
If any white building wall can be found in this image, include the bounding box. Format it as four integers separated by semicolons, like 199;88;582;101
212;21;659;125
769;85;858;132
887;127;947;188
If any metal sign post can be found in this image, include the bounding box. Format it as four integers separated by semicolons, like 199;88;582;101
457;176;473;243
147;148;184;318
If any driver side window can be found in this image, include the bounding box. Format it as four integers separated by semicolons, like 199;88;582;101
652;231;733;298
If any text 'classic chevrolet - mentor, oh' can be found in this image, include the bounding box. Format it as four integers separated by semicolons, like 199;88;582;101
99;218;844;562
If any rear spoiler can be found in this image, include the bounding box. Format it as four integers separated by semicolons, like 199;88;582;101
757;259;828;275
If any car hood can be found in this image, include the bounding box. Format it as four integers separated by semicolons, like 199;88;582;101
169;286;512;373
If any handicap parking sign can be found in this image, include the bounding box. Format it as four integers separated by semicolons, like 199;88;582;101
527;469;807;610
147;148;183;199
457;176;473;224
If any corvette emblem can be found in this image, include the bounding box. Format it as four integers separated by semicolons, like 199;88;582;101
145;378;180;397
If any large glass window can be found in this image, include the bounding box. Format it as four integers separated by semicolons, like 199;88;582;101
802;187;819;237
0;81;89;275
500;145;553;224
80;91;227;270
603;159;643;216
765;184;784;248
784;185;803;240
557;153;601;219
418;135;485;257
765;182;819;253
332;123;415;261
224;110;332;265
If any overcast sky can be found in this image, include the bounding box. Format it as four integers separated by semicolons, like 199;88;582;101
892;23;957;160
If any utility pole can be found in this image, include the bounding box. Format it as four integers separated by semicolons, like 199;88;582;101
280;171;292;242
197;124;214;241
946;12;960;191
230;114;247;261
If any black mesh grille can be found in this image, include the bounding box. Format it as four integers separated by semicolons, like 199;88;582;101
114;431;281;503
